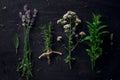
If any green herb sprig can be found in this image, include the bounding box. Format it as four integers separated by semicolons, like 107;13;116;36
57;11;86;69
83;14;109;70
38;22;62;64
17;4;38;80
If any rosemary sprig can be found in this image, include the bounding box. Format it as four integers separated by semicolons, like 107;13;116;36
38;22;62;64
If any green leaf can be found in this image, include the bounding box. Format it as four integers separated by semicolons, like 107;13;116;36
93;14;101;25
98;25;107;31
93;54;99;60
64;55;75;63
86;49;92;57
82;36;91;41
62;44;69;51
98;31;109;37
86;21;94;29
71;57;76;60
13;34;19;54
97;47;102;55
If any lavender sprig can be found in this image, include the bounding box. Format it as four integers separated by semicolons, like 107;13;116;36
17;4;38;80
19;5;38;28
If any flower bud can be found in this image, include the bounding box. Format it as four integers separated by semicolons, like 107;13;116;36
25;10;30;19
33;8;38;17
67;11;76;16
63;24;71;29
22;15;26;22
57;19;62;24
57;36;62;41
72;27;76;32
22;23;25;26
19;12;22;18
75;34;78;37
76;17;81;23
24;4;28;11
79;31;86;36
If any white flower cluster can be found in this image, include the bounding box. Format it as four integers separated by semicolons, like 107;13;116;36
57;11;86;42
63;24;71;29
63;11;76;19
57;19;67;24
57;11;81;26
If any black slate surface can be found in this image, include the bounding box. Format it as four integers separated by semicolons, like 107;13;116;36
0;0;120;80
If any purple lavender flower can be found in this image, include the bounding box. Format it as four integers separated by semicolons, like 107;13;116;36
22;15;25;22
110;33;114;41
24;4;28;11
19;5;38;27
25;9;31;18
33;8;38;17
19;12;22;18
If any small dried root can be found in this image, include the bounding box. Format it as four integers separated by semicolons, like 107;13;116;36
38;50;62;64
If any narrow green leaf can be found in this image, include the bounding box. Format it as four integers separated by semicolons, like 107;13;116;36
83;36;91;41
98;31;109;37
86;21;93;29
13;34;19;54
98;25;107;31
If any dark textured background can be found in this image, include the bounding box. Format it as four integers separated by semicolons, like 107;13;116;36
0;0;120;80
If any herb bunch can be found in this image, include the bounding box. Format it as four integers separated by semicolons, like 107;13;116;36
83;14;109;70
17;5;38;79
38;22;62;64
57;11;86;69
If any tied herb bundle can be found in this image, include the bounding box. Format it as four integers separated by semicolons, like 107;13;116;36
17;5;38;79
57;11;86;69
83;14;109;70
38;22;62;64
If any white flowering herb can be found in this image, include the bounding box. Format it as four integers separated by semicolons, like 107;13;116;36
82;14;109;70
17;5;38;80
38;22;62;64
57;11;85;69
